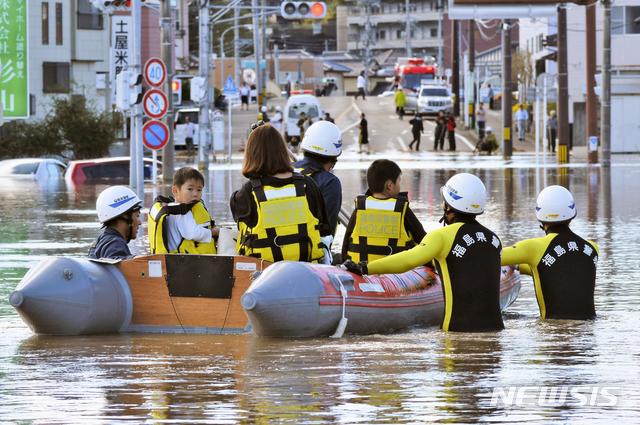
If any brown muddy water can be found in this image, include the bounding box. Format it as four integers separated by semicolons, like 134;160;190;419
1;157;639;424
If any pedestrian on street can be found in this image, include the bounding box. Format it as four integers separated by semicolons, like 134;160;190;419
359;113;370;154
240;83;250;111
446;114;457;151
408;113;424;151
394;86;406;120
356;71;366;100
515;104;529;142
184;116;196;156
434;111;446;151
476;102;486;141
547;110;558;153
285;73;292;98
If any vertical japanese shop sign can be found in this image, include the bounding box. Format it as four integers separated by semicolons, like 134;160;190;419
110;15;132;104
0;0;28;119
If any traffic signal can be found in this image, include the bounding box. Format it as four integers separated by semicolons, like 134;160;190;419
280;2;327;20
104;0;131;7
115;70;143;111
172;79;182;106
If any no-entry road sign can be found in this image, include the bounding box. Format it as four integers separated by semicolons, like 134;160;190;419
144;57;167;87
142;119;170;151
143;89;168;119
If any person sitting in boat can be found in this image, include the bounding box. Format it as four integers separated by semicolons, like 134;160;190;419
148;167;218;254
342;159;425;263
501;185;598;320
89;186;143;260
343;173;505;332
230;122;331;263
294;120;343;237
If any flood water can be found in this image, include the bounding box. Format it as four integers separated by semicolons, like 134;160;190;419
1;154;639;424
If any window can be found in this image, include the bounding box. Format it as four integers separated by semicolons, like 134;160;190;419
42;3;49;45
625;6;640;34
77;0;104;30
431;28;438;38
378;30;386;40
612;6;640;35
55;3;63;45
397;30;403;39
43;62;70;93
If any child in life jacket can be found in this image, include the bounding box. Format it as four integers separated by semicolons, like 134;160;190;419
148;167;219;254
342;159;425;263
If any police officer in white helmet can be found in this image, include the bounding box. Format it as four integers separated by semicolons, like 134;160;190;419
89;186;143;260
294;120;343;236
501;185;598;320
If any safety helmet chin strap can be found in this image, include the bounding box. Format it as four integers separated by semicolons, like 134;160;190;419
439;203;453;226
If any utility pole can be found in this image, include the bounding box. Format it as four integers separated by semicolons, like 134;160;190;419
198;0;211;172
261;0;267;103
234;3;241;86
130;0;144;199
601;0;611;167
557;5;569;164
452;20;460;117
437;0;443;71
585;1;598;164
252;0;262;105
405;0;412;57
161;0;175;183
469;19;475;129
361;0;377;91
502;19;513;159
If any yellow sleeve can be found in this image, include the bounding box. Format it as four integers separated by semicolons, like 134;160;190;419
501;239;537;267
368;230;444;275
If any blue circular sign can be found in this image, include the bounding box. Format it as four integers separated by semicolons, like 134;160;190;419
142;120;169;150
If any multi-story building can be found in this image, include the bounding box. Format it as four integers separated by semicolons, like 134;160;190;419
339;1;444;61
25;0;110;119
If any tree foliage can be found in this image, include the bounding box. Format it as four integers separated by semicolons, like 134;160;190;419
0;96;120;160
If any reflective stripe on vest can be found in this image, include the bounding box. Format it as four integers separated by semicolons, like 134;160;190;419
236;175;324;262
347;195;414;263
148;199;216;254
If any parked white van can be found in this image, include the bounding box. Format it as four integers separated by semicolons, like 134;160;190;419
283;92;323;144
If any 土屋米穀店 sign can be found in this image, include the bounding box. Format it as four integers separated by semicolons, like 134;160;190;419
110;15;132;103
0;0;28;119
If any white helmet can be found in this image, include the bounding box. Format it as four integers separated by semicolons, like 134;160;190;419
275;106;281;112
96;186;142;224
261;106;267;112
301;120;342;158
441;173;486;215
486;126;493;133
535;185;577;223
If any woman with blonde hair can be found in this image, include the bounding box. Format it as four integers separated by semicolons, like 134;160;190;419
230;123;331;262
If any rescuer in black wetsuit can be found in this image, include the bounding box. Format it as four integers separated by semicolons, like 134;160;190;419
501;185;598;320
343;173;504;332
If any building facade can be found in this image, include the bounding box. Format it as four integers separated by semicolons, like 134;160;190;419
340;0;444;61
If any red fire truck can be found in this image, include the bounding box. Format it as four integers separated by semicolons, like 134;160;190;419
394;58;437;113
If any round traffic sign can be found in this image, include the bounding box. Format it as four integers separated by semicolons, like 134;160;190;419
142;120;170;151
144;57;167;87
142;89;168;119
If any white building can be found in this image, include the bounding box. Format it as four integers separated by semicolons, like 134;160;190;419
27;0;111;119
519;1;640;152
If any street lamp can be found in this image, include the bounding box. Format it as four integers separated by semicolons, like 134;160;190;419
220;24;253;89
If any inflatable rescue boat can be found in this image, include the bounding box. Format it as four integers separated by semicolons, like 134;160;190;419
9;254;520;337
241;262;521;337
